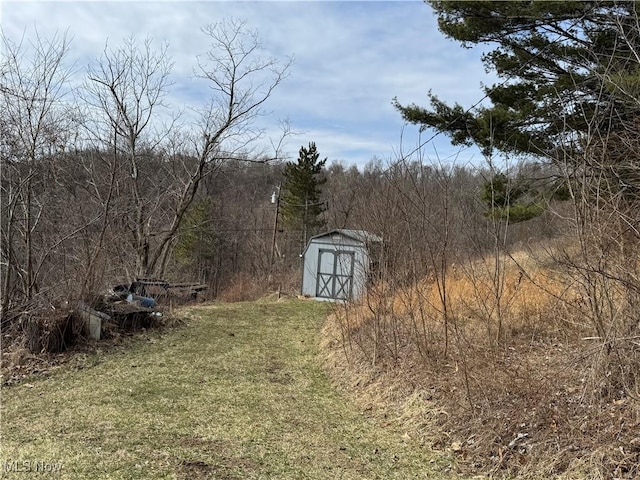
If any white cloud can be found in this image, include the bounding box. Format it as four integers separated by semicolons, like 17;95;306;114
1;0;493;169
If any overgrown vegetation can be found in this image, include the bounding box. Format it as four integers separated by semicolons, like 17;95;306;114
324;2;640;478
326;243;640;478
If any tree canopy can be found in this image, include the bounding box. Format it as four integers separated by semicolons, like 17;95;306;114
394;1;640;159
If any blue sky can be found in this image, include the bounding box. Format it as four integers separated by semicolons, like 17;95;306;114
1;1;494;168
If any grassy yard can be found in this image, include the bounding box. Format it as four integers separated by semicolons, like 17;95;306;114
0;299;455;479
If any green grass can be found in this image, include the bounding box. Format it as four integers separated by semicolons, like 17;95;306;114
1;299;455;479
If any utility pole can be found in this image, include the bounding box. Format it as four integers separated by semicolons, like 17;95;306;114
269;183;281;269
302;195;309;251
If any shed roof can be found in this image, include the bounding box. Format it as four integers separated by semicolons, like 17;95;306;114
336;229;382;243
307;229;382;246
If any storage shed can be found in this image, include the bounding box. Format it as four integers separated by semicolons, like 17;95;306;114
301;229;382;301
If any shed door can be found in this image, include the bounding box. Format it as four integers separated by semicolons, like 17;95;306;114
316;249;355;300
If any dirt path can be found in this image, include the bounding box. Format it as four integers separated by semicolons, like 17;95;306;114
1;300;457;479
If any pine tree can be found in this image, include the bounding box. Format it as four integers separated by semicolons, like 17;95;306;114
481;172;544;223
281;142;327;244
394;1;640;159
174;198;218;277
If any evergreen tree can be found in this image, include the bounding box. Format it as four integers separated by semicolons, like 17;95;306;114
394;1;640;159
281;142;327;243
174;198;218;279
481;172;544;223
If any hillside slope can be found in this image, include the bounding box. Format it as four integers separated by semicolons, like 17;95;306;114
323;247;640;479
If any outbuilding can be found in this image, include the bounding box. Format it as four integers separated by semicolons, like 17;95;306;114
301;229;382;301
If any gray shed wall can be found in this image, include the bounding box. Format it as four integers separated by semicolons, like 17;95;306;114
301;233;371;301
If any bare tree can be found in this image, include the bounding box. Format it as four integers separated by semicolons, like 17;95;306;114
81;35;174;279
80;20;291;281
1;30;74;315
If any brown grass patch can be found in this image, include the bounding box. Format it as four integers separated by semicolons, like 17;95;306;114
216;273;270;302
323;249;640;478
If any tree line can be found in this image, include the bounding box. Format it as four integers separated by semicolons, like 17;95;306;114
2;18;556;320
1;20;292;317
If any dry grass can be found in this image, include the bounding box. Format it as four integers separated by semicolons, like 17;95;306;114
216;273;268;302
217;270;303;303
324;247;640;478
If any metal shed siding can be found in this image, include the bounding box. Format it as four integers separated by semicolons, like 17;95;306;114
301;230;378;301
